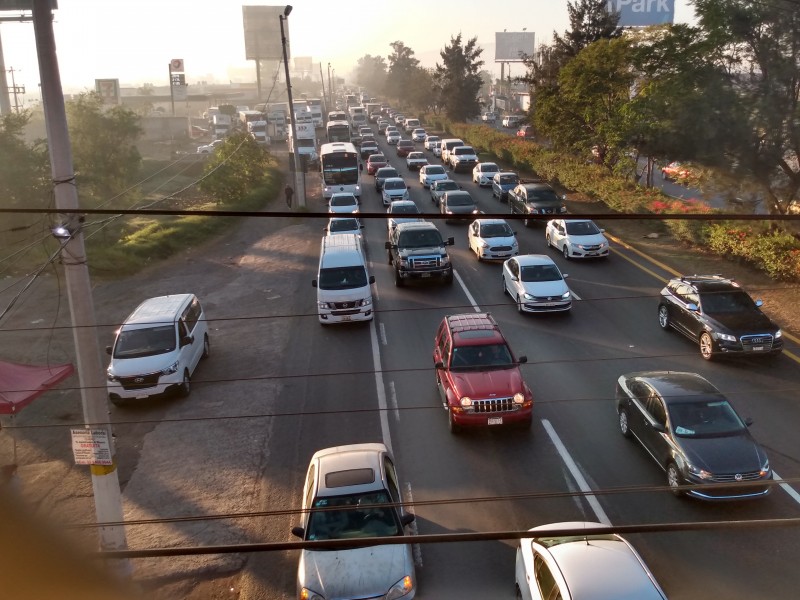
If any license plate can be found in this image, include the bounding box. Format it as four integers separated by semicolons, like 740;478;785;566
544;303;556;307
421;272;431;278
752;346;764;351
488;417;503;425
341;315;351;321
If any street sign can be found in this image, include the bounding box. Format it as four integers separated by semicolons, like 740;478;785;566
170;58;184;73
71;428;112;466
170;73;185;87
607;0;674;26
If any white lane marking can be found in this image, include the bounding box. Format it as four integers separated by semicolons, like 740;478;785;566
773;471;800;505
570;288;581;301
542;419;611;525
453;269;481;312
379;322;387;345
405;481;424;568
388;381;400;422
369;319;393;456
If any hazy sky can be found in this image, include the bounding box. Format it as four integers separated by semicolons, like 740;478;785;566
1;0;696;102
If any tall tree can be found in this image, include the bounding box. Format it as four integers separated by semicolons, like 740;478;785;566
354;54;388;96
433;34;485;122
0;111;50;209
66;92;142;204
199;133;273;205
691;0;800;214
386;41;420;105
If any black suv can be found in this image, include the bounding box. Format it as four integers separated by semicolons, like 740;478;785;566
658;275;783;360
508;181;567;227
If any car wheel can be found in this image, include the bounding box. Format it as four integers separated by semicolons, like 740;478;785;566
658;305;670;330
177;370;191;397
201;334;210;359
667;462;684;497
502;277;508;296
516;295;524;313
699;332;715;361
618;409;632;438
562;244;570;260
448;408;461;434
394;267;405;287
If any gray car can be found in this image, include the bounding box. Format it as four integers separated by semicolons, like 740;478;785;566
430;179;459;206
440;190;478;224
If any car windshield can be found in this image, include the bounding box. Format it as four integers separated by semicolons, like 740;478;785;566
426;166;445;175
114;325;176;359
369;155;385;162
481;164;498;172
527;189;561;203
391;204;419;214
331;196;356;206
408;153;424;159
436;181;458;191
700;290;758;314
669;399;746;437
520;264;562;282
498;175;518;185
384;180;407;190
318;266;368;290
329;219;359;233
306;490;401;541
450;344;514;369
481;223;513;238
447;194;474;206
398;230;443;248
378;169;398;179
565;221;601;235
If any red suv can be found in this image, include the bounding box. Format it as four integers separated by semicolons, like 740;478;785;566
433;313;533;433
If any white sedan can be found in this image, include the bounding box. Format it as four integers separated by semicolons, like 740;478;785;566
406;151;429;171
328;193;360;214
386;200;423;235
386;131;401;145
502;254;571;313
419;164;448;188
516;522;667;600
424;135;441;151
467;219;519;261
545;218;610;259
472;162;500;186
411;128;427;142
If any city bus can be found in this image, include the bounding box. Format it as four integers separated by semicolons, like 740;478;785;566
320;142;361;200
307;98;324;128
326;120;351;143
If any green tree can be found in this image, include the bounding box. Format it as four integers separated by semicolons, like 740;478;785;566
354;54;388;95
198;133;272;204
690;0;800;214
386;41;420;106
66;92;142;204
0;111;50;209
433;34;485;122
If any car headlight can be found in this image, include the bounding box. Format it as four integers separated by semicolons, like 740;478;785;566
599;241;608;248
523;292;535;300
441;255;450;265
106;370;119;382
686;462;713;480
528;208;539;214
513;392;525;405
446;210;453;214
561;291;571;300
775;329;782;338
317;301;331;309
358;297;372;307
472;209;479;214
299;588;325;600
460;396;472;407
760;458;770;477
161;361;179;376
399;258;409;267
403;191;409;200
479;242;489;249
715;332;737;342
386;575;415;600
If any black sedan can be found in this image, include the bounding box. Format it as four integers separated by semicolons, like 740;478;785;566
374;166;400;192
658;275;783;360
616;371;771;500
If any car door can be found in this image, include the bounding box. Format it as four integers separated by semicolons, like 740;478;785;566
670;283;698;337
504;259;520;296
639;388;671;466
623;380;651;440
468;221;479;252
509;186;522;214
549;220;565;247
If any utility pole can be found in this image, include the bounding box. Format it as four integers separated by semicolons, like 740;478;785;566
279;5;305;208
32;0;131;575
318;62;326;115
0;27;11;115
7;66;23;112
327;63;332;115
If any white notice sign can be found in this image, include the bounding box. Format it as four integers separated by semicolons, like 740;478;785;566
71;428;112;466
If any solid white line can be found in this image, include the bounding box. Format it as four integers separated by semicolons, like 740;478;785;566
405;481;424;568
379;322;387;346
570;288;581;301
369;319;393;456
453;269;481;312
772;471;800;505
542;419;611;525
388;381;400;422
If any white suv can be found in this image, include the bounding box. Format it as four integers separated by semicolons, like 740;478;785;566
502;115;522;128
449;145;479;173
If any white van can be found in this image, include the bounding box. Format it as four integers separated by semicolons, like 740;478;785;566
312;234;375;324
440;138;465;164
403;117;421;132
106;294;209;404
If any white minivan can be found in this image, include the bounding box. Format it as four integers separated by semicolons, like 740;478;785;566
106;294;209;404
312;234;375;324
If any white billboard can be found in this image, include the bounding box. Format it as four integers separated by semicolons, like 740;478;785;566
243;5;289;61
607;0;675;26
495;31;536;63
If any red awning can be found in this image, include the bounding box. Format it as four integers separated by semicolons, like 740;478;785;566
0;360;74;415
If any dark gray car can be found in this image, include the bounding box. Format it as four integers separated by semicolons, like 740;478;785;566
374;166;400;192
430;179;459;206
508;181;567;227
440;190;478;224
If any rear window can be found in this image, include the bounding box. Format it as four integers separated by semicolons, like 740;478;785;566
325;468;375;488
426;166;445;175
447;194;474;206
454;147;474;155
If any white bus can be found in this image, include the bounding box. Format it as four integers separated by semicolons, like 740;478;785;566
307;98;324;128
326;120;351;143
320;142;361;200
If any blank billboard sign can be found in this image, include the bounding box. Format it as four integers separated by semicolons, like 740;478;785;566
495;31;535;62
243;5;288;61
607;0;674;26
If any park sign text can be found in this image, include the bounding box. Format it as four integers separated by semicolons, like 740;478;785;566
607;0;674;26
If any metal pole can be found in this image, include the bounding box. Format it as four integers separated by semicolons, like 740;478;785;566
9;66;20;112
169;64;175;116
280;10;304;208
327;63;332;115
32;0;131;575
0;28;11;115
255;58;262;102
318;62;327;116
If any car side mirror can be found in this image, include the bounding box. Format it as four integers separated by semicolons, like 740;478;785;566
600;229;606;233
401;513;415;526
650;422;666;433
561;194;566;201
322;227;328;233
291;526;305;539
686;303;698;312
180;335;193;348
105;345;113;355
369;275;376;285
447;237;455;246
517;356;528;364
745;417;754;427
563;273;569;279
434;360;444;369
360;224;365;229
385;241;393;250
312;280;318;288
755;299;763;307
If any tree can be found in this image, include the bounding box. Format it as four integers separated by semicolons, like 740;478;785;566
690;0;800;214
386;41;420;105
433;34;485;122
65;92;142;204
0;111;50;209
198;133;272;204
354;54;388;95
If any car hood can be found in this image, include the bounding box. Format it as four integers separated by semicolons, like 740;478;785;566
568;233;607;246
445;204;477;214
482;235;517;247
399;245;445;257
705;311;778;335
299;545;413;599
527;199;563;208
450;367;525;398
677;432;766;474
109;351;178;377
383;189;408;198
521;280;568;297
496;182;517;191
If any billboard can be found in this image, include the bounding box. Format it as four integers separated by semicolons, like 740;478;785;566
607;0;675;26
95;78;119;105
495;31;535;63
294;56;313;74
243;5;289;61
